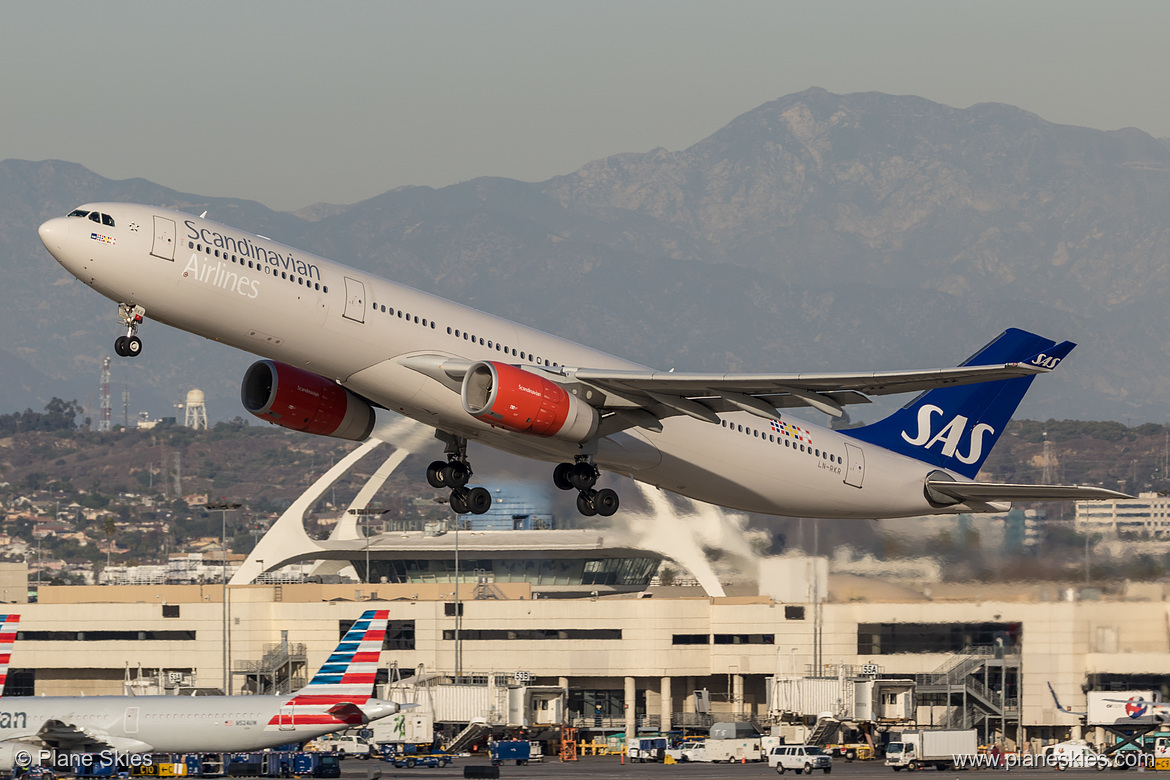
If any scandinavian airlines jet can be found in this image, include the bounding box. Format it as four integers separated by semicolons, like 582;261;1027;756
0;611;402;769
38;204;1127;518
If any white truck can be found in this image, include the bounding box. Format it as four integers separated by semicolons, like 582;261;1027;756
706;721;764;763
667;741;709;763
884;729;976;771
304;733;374;758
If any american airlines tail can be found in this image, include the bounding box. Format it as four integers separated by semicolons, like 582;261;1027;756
274;609;389;727
845;329;1074;479
0;615;17;698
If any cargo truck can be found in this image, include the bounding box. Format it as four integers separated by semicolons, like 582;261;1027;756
884;729;977;771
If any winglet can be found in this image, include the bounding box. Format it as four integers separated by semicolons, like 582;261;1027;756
1020;341;1075;372
1048;681;1086;716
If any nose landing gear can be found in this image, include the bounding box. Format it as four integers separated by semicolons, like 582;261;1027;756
426;433;492;515
554;458;620;517
113;304;146;357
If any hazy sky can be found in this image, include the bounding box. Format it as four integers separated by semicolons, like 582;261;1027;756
7;1;1169;211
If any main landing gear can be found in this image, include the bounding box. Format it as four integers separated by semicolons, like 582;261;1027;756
553;458;619;517
113;303;146;358
426;434;492;515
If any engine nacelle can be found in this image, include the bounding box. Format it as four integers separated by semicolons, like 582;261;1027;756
461;361;599;443
0;742;42;772
241;360;375;441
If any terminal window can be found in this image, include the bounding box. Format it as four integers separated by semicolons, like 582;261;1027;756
443;628;622;641
857;622;1019;654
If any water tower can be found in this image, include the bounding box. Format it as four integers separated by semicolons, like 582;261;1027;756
184;389;208;430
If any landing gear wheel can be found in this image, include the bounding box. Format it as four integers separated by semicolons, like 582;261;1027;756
114;336;129;357
426;461;448;488
126;336;142;356
593;488;619;517
442;461;470;488
553;462;574;491
449;490;470;515
568;462;598;491
466;486;492;515
577;490;598;517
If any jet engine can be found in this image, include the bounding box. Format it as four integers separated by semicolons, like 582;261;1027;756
241;360;375;441
0;742;43;772
461;361;599;442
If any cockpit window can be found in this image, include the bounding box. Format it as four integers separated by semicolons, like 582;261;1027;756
88;213;101;223
101;214;115;227
68;209;89;218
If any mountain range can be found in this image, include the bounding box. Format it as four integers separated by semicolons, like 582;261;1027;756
3;87;1170;426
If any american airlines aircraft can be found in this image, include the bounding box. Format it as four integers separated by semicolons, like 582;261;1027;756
0;610;402;768
37;204;1127;518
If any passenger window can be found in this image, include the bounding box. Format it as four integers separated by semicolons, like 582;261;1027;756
487;340;493;348
422;318;427;326
381;305;386;313
737;425;743;433
447;327;453;335
323;286;328;293
315;283;320;291
480;338;485;345
520;352;526;360
414;316;419;323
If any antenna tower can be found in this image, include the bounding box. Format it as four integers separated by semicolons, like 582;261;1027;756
98;357;111;432
1041;431;1054;483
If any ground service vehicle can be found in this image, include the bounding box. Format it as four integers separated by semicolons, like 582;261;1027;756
304;734;372;758
667;741;709;762
490;740;533;766
627;737;667;763
884;729;977;771
1042;741;1111;770
770;745;833;774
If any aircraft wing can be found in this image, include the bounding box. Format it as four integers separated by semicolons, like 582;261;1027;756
926;479;1131;503
27;719;152;753
400;354;1053;425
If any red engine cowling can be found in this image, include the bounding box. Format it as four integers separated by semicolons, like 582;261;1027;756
461;361;599;442
241;360;375;441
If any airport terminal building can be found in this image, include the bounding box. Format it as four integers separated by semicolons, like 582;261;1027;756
6;577;1165;751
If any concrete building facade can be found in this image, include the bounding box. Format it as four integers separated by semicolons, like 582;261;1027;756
6;581;1167;748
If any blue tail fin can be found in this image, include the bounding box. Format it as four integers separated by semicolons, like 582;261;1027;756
844;329;1074;478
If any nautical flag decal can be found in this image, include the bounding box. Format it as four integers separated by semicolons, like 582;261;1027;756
770;418;813;445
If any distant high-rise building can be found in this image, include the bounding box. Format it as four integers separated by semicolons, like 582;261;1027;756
184;389;208;430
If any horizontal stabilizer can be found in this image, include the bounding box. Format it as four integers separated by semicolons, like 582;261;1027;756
926;479;1131;503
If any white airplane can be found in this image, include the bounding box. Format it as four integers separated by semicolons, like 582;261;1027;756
38;204;1127;518
0;610;403;768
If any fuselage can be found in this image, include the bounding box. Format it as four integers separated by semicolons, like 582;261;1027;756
0;693;396;753
38;203;980;519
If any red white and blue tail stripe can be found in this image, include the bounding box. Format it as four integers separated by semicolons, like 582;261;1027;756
270;609;388;727
0;615;19;697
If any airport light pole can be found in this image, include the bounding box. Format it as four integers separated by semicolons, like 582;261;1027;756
347;506;389;584
209;500;241;694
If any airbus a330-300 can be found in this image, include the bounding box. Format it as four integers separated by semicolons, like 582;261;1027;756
38;204;1128;518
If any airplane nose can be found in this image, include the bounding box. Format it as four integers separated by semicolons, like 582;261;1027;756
38;217;67;253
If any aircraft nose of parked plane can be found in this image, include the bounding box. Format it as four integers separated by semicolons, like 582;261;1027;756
38;217;68;256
